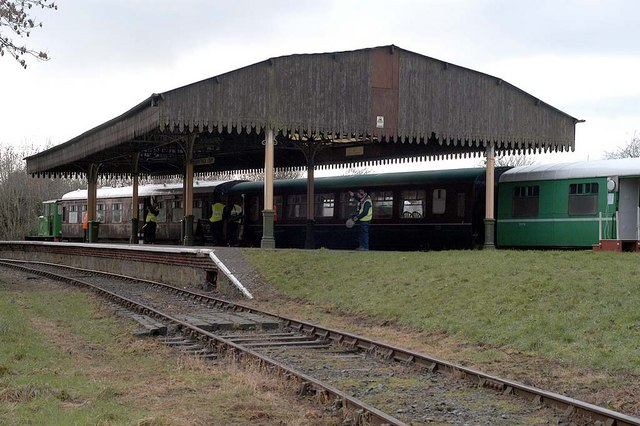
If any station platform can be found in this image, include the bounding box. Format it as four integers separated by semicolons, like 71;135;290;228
592;239;640;252
0;241;254;298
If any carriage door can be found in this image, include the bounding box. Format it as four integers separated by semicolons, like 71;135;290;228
617;178;640;240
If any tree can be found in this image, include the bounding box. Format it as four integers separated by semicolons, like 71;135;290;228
209;169;304;182
478;154;535;168
0;0;57;69
604;133;640;159
494;155;535;167
340;167;373;176
0;143;79;240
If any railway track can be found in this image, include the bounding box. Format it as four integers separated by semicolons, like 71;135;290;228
1;258;638;426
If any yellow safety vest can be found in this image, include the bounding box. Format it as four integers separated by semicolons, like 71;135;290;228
210;202;224;222
358;196;373;222
146;211;158;223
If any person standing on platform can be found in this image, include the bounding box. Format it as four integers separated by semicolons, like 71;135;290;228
144;202;159;244
82;211;88;242
350;189;373;251
223;198;243;246
209;195;225;245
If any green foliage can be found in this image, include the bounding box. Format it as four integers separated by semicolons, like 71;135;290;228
0;290;146;425
245;249;640;373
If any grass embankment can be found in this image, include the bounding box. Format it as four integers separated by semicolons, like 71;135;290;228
244;249;640;373
0;278;333;425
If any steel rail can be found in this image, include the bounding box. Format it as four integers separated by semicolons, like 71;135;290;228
2;259;639;425
0;259;405;426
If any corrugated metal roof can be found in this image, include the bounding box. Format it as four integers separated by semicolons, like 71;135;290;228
499;158;640;182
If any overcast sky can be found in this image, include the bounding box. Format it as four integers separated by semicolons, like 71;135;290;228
1;0;638;169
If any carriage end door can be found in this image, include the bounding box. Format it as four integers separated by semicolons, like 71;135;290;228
617;178;640;240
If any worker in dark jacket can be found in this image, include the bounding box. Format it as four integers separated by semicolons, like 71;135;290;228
223;198;243;246
350;188;373;250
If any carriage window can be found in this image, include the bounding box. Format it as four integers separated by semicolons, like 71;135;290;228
315;193;335;218
97;204;106;223
286;194;306;219
569;182;598;215
371;191;393;219
192;199;203;219
457;193;466;218
274;196;283;222
69;205;79;224
512;185;539;217
247;196;259;222
400;190;425;219
432;189;446;214
339;192;358;220
112;203;122;223
172;200;183;222
157;202;167;223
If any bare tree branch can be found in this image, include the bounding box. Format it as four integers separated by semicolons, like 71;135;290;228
604;133;640;159
0;143;79;239
0;0;57;69
478;155;535;167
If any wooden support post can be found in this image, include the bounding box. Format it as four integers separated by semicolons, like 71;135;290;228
87;163;100;243
130;153;140;244
304;146;316;249
484;143;496;249
183;134;196;246
261;128;276;249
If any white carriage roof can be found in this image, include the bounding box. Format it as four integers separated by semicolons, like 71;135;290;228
61;180;228;201
500;158;640;183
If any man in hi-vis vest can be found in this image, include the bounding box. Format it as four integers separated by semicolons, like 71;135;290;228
350;188;373;250
209;195;225;245
144;202;159;244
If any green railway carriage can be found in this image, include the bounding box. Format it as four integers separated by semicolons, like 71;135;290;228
228;168;506;251
497;159;640;248
57;181;236;242
33;199;63;240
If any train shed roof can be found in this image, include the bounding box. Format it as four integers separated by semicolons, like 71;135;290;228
26;45;580;179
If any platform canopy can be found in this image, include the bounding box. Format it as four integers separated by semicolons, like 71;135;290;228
26;45;579;179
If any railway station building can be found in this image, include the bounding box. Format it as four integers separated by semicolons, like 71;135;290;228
25;45;579;248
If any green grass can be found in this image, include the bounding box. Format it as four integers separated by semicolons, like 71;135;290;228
244;249;640;373
0;290;149;425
